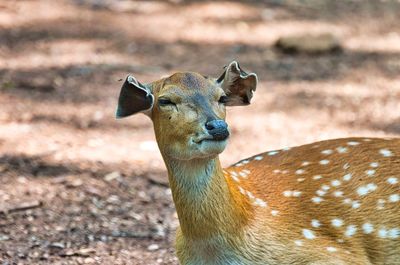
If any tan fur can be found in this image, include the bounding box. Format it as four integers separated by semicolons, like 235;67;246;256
118;68;399;265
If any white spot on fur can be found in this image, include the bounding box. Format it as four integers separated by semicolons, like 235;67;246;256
238;186;246;195
268;151;279;156
303;229;316;239
312;197;323;204
301;161;310;166
254;156;263;161
316;190;326;196
321;149;333;155
366;169;376;176
352;201;361;209
377;199;385;210
321;185;330;191
283;191;292;197
295;169;305;175
294;240;303;246
343;163;350;169
293;191;302;197
336;146;348;153
319;160;330;165
362;223;374;234
311;219;321;228
246;191;255;199
332;219;344;227
343;173;352;181
357;183;377;196
242;169;250;174
326;247;337;252
343;198;352;204
379;149;392;157
297;178;305;182
254;198;267;207
313;175;322;180
242;160;249;164
273;169;281;174
283;190;301;197
331;180;341;187
345;225;357;237
347;141;360;146
389;194;399;202
271;210;279;216
388;228;399;239
387;177;398;185
378;228;388;238
239;171;248;178
231;174;240;182
333;191;344;197
370;162;379;168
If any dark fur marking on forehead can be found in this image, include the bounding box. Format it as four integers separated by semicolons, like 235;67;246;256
192;92;218;121
181;73;208;90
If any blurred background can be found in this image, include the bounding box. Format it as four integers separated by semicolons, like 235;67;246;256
0;0;399;264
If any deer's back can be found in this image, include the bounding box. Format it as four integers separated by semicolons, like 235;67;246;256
224;138;400;264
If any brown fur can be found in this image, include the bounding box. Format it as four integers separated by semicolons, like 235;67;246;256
118;65;399;265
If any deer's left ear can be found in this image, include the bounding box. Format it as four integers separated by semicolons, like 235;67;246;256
216;61;258;106
116;75;154;119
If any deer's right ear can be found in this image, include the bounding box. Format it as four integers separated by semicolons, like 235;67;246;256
116;75;154;119
216;61;258;106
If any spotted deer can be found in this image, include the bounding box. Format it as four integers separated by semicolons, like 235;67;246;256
116;61;400;265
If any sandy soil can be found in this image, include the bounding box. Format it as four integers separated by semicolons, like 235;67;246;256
0;0;399;264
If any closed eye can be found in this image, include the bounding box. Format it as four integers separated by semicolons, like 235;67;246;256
158;98;176;106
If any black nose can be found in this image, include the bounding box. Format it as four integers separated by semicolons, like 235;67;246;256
205;120;229;141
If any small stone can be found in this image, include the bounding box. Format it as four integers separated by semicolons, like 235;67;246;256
84;257;95;264
275;33;342;54
0;235;10;241
106;195;120;204
66;178;83;188
104;171;121;182
50;242;65;249
79;248;96;256
147;244;159;251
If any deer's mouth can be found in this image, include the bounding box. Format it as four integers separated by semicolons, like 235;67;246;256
193;134;229;144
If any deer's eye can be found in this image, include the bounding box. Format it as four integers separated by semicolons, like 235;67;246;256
158;98;176;107
218;95;229;104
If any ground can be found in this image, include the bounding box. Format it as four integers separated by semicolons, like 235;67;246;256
0;0;399;264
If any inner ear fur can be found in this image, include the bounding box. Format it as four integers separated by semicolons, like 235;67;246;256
116;75;154;119
217;61;258;106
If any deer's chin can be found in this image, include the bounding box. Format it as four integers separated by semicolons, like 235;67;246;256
195;138;228;156
168;141;226;161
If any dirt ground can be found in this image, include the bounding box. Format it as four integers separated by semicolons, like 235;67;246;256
0;0;399;264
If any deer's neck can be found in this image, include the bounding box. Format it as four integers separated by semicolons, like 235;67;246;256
165;157;252;240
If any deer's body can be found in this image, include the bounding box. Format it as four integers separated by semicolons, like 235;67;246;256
173;138;400;265
116;62;400;264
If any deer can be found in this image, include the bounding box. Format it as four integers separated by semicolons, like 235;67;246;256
116;61;400;265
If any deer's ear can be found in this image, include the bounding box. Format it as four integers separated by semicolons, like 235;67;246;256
216;61;258;106
116;75;154;119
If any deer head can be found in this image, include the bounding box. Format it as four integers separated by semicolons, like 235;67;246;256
116;61;258;161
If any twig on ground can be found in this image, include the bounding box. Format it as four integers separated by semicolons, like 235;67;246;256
0;200;43;215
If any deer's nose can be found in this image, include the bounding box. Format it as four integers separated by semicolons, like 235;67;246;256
205;120;229;141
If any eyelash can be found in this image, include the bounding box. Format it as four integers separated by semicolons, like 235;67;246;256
158;98;176;106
